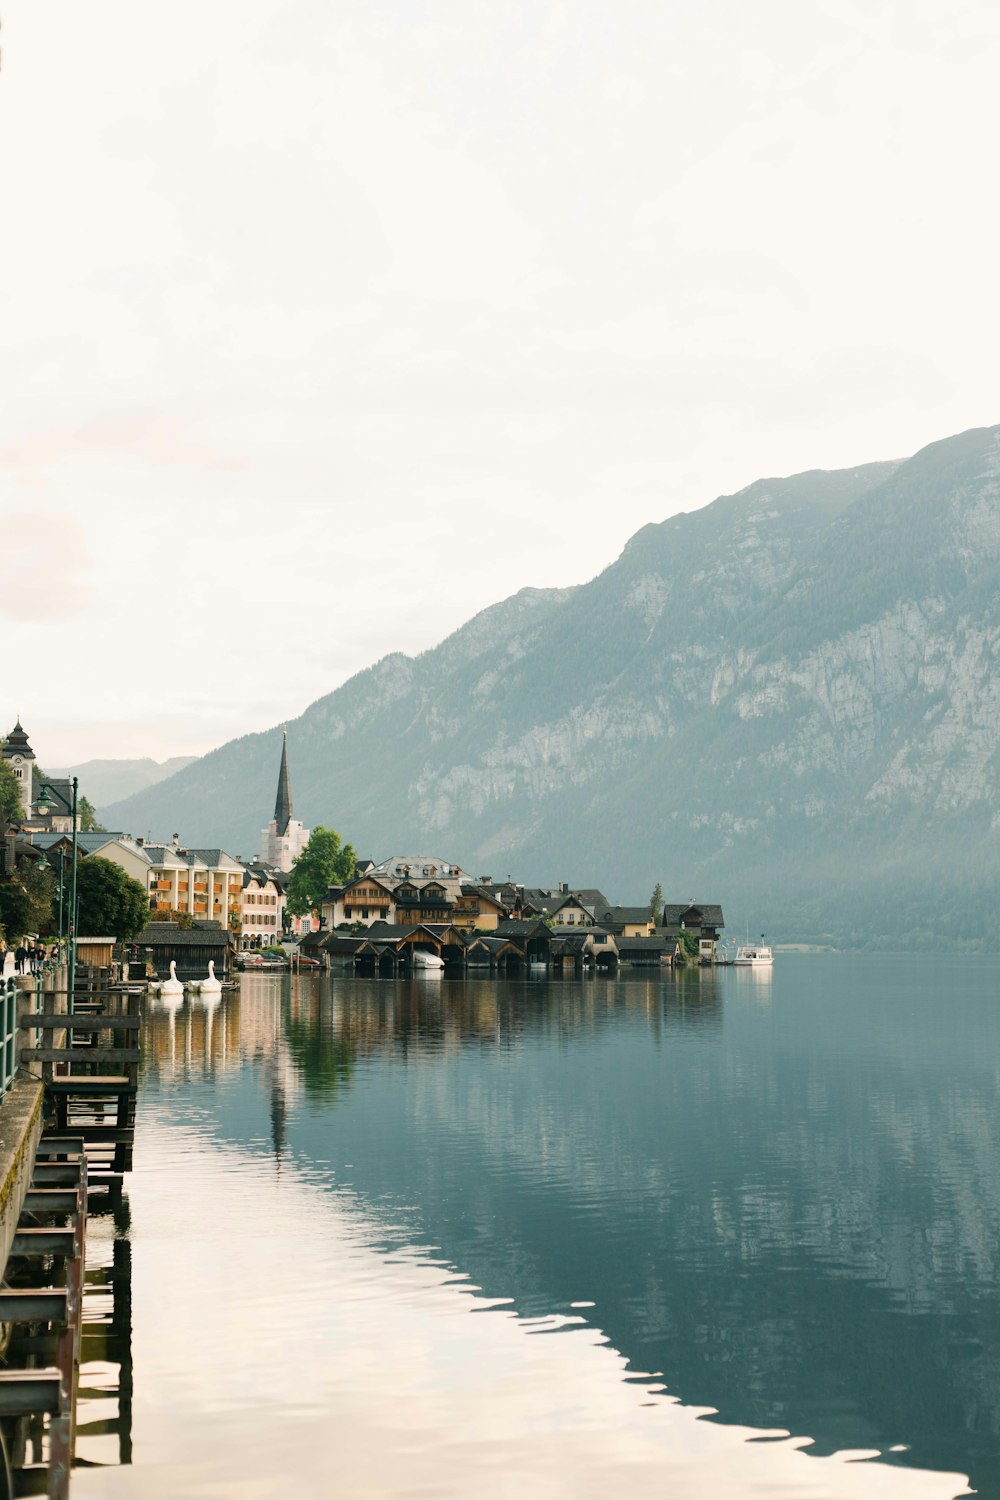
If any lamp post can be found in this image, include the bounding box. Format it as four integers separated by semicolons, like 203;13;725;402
34;776;78;1009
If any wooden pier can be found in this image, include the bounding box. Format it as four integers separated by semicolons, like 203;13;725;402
0;963;141;1496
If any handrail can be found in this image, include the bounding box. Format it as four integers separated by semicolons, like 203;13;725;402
0;974;18;1099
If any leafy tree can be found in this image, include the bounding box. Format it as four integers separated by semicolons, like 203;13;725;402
146;907;194;929
0;760;23;827
79;796;106;833
286;826;357;917
0;856;56;942
676;929;699;965
650;882;663;925
75;857;148;941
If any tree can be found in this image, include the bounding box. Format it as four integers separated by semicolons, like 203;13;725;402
286;826;357;917
0;856;55;942
0;760;22;827
147;907;194;929
75;857;149;942
650;882;663;925
79;796;106;833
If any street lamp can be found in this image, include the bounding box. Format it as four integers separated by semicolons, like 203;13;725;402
35;776;78;1009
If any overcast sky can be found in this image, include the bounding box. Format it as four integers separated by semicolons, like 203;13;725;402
3;0;998;766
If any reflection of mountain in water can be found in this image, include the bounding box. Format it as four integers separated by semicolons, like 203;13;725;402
203;962;1000;1493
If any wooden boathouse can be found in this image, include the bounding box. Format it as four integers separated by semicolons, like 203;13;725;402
136;920;235;983
305;918;622;977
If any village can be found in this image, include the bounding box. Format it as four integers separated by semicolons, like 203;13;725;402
1;722;725;982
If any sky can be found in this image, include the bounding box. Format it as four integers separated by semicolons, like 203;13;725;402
2;0;999;766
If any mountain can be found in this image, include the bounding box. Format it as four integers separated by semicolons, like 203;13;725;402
100;423;1000;949
52;757;197;810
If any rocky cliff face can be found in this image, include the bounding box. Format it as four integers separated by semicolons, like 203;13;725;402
102;424;1000;947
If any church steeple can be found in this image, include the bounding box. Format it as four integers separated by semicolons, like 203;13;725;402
273;727;293;836
259;725;309;873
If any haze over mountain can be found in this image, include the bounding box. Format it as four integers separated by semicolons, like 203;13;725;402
101;423;1000;949
54;757;197;809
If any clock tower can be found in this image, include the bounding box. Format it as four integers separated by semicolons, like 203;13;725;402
2;720;36;821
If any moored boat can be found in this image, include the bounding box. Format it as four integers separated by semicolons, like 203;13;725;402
734;943;773;967
412;950;445;971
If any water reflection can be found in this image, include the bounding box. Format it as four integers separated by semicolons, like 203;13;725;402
78;1186;134;1471
93;960;1000;1497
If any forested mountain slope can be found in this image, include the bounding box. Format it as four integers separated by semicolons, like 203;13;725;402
101;424;1000;948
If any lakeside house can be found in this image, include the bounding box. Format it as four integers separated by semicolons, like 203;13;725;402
322;862;509;933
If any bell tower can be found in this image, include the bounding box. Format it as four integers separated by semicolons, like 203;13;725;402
2;720;36;821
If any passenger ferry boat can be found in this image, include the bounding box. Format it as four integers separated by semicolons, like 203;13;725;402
734;941;773;967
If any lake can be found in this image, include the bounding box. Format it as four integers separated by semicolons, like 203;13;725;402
73;954;1000;1498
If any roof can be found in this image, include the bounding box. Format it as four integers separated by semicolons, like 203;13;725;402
494;919;553;938
368;855;465;878
2;721;34;756
618;935;676;952
338;875;394;896
599;905;653;925
522;887;611;916
29;831;151;860
185;848;245;871
141;845;194;870
322;934;367;955
33;777;74;815
661;903;725;928
137;923;231;948
359;922;423;940
550;933;591;954
459;882;508;901
466;935;512;954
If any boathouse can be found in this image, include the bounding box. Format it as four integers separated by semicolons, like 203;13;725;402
136;920;234;981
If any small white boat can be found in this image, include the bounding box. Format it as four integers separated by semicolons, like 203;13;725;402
412;950;445;971
734;944;773;967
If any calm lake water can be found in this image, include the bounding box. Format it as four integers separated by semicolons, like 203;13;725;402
73;954;1000;1499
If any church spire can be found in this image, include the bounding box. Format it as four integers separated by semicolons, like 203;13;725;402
273;726;293;835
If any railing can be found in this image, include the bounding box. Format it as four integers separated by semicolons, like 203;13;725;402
0;974;19;1099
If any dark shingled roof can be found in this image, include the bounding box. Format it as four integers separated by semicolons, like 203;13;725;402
599;905;652;925
185;848;241;867
3;721;34;756
494;919;553;938
662;903;725;928
137;923;231;948
522;887;612;916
